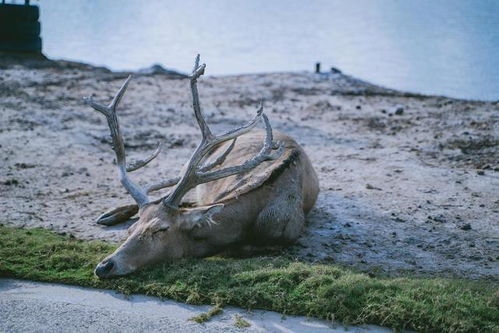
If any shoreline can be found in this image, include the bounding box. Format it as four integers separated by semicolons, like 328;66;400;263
1;52;498;280
3;51;492;102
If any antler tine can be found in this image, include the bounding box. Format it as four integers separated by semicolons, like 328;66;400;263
110;75;132;111
84;96;110;116
145;176;180;194
126;143;161;172
204;102;264;152
197;113;284;184
193;54;201;73
84;76;150;208
198;138;237;172
189;54;212;141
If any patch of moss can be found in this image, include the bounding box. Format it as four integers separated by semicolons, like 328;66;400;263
233;314;251;328
0;226;497;332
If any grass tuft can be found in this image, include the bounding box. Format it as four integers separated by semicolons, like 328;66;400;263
189;305;223;323
0;226;498;332
233;314;251;328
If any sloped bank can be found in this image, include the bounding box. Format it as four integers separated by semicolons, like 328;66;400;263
1;54;497;280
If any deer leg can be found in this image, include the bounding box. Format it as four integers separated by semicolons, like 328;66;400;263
96;204;139;226
254;188;305;244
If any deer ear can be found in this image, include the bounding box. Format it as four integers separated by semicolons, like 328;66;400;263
178;204;224;231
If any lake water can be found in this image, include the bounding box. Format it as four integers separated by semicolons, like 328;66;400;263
39;0;499;101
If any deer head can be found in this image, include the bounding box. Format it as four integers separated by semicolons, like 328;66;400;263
84;55;282;278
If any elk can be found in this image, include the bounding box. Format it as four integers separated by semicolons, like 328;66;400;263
83;56;319;278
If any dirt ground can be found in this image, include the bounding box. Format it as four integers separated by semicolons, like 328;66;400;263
1;54;498;280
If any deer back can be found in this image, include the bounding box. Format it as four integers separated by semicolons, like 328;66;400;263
196;129;317;211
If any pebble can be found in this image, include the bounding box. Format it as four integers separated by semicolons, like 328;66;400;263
460;223;472;231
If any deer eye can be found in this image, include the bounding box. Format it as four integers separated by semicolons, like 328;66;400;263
152;225;170;234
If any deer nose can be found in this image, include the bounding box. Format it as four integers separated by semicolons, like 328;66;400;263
94;260;115;278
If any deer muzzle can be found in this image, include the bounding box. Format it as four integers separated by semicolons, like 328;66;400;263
94;259;115;279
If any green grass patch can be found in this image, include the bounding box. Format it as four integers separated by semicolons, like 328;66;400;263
0;226;497;332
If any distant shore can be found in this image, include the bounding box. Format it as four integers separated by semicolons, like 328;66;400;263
3;51;494;101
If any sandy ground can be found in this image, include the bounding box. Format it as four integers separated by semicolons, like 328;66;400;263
0;278;394;333
1;54;498;280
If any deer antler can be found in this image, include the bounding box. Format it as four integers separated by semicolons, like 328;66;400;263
162;55;283;209
84;56;282;214
84;76;159;208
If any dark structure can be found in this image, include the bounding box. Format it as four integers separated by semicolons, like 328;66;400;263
315;62;321;73
0;1;41;53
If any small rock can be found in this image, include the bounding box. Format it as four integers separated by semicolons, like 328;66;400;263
432;214;446;223
15;162;35;169
137;64;187;78
2;179;19;186
77;167;88;174
366;183;382;190
395;107;404;115
330;67;342;74
477;170;485;176
460;223;472;231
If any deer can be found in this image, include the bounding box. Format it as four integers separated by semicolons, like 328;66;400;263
83;55;319;278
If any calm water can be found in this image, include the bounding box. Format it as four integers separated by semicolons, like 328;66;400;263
39;0;499;101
